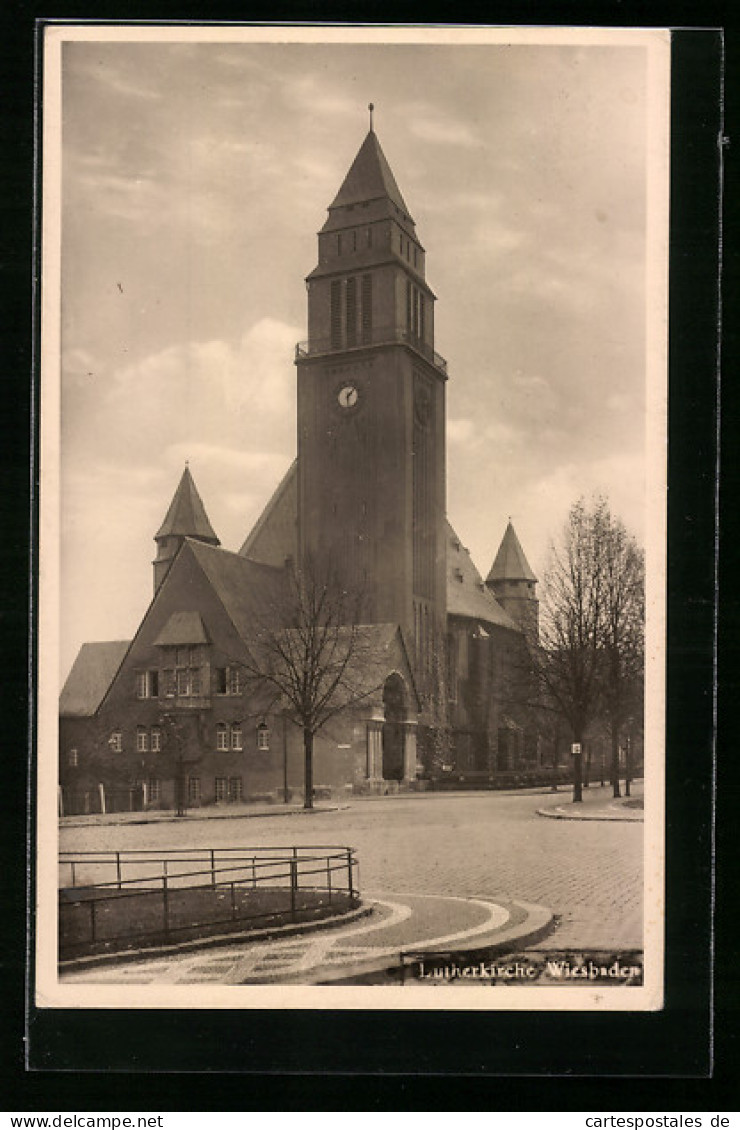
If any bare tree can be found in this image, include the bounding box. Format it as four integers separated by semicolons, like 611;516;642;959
238;561;390;808
595;505;645;797
537;497;645;803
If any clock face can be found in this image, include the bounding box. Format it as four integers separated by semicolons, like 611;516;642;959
337;384;359;409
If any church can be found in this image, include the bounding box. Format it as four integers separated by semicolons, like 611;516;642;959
59;119;547;815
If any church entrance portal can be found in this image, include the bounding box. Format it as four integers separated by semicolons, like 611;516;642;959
382;673;406;782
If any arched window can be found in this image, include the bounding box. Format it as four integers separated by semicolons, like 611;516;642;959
231;723;243;751
256;722;270;751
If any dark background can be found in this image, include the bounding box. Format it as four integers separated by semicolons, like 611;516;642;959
1;0;735;1111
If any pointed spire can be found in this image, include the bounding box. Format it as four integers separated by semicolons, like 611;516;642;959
155;466;219;545
368;102;375;132
328;128;410;216
486;521;537;584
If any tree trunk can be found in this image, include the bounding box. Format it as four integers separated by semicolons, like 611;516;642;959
611;730;621;798
303;728;314;810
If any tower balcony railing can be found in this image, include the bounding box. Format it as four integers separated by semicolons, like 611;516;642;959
295;325;448;375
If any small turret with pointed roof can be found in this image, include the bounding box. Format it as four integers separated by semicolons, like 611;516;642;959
486;521;539;645
153;465;220;594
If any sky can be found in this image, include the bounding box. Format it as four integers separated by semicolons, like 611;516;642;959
51;28;669;681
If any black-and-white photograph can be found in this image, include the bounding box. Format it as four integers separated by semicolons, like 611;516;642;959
37;24;669;1010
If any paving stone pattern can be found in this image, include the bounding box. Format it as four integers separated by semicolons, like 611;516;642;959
60;789;643;952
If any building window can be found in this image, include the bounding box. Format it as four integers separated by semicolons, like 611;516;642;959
256;723;270;751
188;777;201;805
176;669;190;696
151;728;161;752
361;274;372;344
148;778;161;804
229;777;243;803
215;777;228;803
164;669;176;697
346;276;357;346
136;670;159;698
109;731;122;753
215;667;227;694
231;723;243;751
228;667;241;695
68;749;78;768
136;728;149;753
216;723;228;751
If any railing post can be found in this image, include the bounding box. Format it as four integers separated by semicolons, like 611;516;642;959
346;849;353;900
252;858;257;888
162;870;170;939
211;849;216;890
289;849;298;922
116;852;122;891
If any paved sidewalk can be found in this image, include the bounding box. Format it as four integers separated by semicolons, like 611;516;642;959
536;780;644;822
59;889;553;985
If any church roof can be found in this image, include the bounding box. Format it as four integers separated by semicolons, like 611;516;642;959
238;459;298;566
155;466;220;544
446;523;521;631
239;461;520;633
328;129;411;217
60;640;130;717
185;539;289;640
486;521;537;584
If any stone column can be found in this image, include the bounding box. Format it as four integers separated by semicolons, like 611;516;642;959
366;718;384;784
402;720;418;782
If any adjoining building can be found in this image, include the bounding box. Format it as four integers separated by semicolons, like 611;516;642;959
59;121;545;815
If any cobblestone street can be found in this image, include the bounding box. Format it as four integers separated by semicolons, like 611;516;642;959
59;786;643;953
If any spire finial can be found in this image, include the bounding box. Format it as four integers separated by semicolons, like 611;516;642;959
368;102;374;132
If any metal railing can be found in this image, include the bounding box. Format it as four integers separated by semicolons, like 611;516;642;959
59;846;359;958
295;326;448;374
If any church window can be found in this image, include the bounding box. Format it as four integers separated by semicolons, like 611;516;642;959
151;728;161;752
231;723;243;751
216;724;228;751
330;280;342;349
136;727;149;753
346;276;357;346
361;274;372;343
215;777;228;803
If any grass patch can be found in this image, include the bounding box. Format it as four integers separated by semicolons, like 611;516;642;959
59;884;357;960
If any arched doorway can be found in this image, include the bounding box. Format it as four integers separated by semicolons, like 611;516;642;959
382;673;407;781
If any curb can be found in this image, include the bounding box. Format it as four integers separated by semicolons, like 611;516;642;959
536;801;643;823
59;902;373;973
59;803;348;829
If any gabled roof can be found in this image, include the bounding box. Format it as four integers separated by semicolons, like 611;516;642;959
155;466;220;544
328;129;411;217
60;641;130;716
486;521;537;584
153;610;210;647
446;522;521;631
185;538;289;640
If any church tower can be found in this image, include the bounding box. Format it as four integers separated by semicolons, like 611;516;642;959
486;521;539;646
295;112;448;693
152;465;220;593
